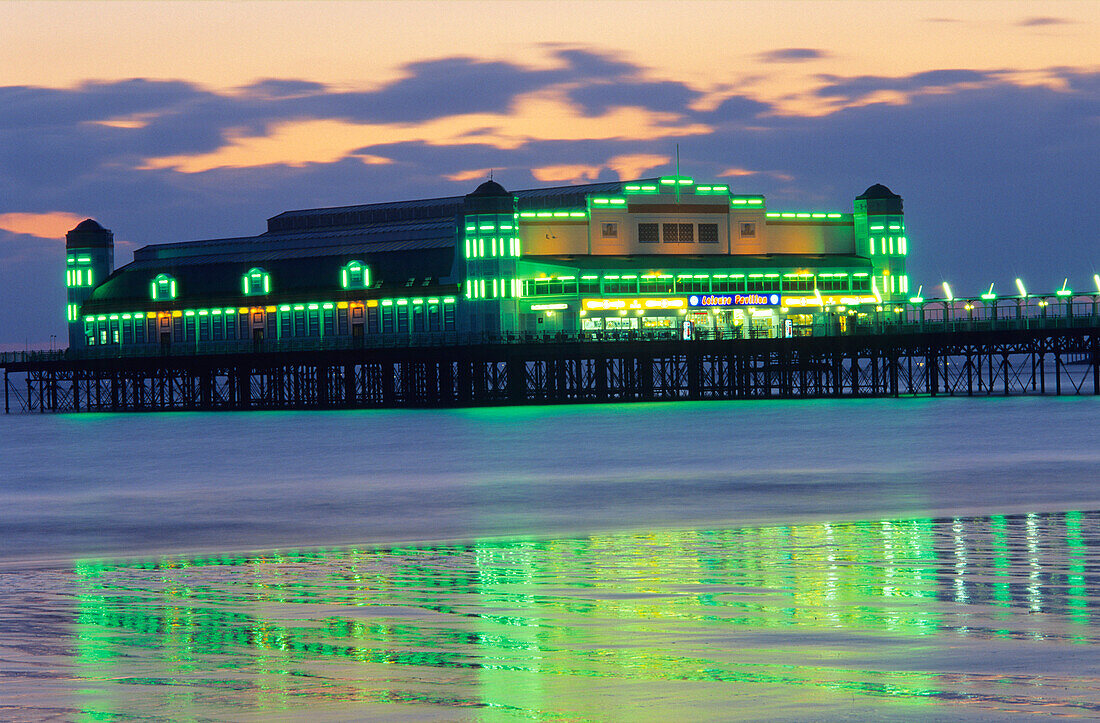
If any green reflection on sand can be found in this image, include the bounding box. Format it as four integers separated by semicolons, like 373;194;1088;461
70;512;1100;720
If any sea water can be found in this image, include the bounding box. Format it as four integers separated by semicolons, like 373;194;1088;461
1;397;1099;720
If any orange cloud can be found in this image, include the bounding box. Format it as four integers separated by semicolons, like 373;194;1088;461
0;212;85;239
445;169;494;182
142;93;711;173
719;167;757;177
607;153;670;180
531;165;602;183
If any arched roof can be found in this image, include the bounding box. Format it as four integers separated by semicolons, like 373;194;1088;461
856;183;900;200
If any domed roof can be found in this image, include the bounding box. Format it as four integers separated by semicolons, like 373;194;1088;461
468;179;509;197
856;183;900;200
73;218;104;231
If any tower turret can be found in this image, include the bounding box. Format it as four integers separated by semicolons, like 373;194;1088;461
853;184;908;302
462;180;519;335
65;219;113;348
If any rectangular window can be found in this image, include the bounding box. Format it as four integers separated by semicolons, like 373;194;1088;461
851;275;871;292
412;303;425;332
323;309;335;336
367;305;379;334
698;223;719;244
308;309;320;337
382;305;394;333
428;305;441;332
199;316;211;342
783;275;814;293
637;223;659;244
601;222;618;238
294;310;306;337
579;276;599;293
337;308;349;336
212;316;224;340
711;275;746;293
396;305;409;333
818;275;848;292
639;275;674;294
676;276;710;293
663;222;694;243
280;311;291;338
184;317;196;342
603;277;637;294
740;222;756;238
746;275;779;293
443;304;456;330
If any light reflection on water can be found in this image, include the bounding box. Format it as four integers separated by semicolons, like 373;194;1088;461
4;512;1100;721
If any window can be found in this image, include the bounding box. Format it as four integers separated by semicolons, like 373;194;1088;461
150;274;177;301
818;275;848;292
711;275;745;293
740;222;756;238
851;275;871;292
579;276;600;293
698;224;719;244
783;275;814;293
639;275;674;294
746;275;779;292
602;276;637;294
663;223;693;243
676;276;710;293
638;223;659;244
341;261;371;289
601;222;618;238
242;268;270;296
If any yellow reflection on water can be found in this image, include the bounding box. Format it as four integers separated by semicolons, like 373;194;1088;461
67;512;1100;721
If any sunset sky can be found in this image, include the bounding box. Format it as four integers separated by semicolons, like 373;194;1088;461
1;0;1097;346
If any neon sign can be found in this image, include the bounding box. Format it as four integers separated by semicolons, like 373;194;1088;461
782;295;877;307
688;293;779;307
582;298;687;311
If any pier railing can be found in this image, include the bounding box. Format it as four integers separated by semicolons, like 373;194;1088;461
4;296;1098;363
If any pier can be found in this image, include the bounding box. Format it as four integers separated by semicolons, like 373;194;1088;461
4;312;1099;413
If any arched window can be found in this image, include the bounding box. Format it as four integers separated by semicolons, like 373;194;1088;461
242;268;270;296
341;261;371;289
150;273;177;301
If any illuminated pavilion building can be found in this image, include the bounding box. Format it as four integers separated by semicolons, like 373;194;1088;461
64;177;910;350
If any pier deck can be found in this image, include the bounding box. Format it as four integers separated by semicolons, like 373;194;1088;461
4;323;1099;413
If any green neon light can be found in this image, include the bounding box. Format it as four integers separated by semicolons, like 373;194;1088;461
1056;278;1071;296
1016;278;1027;297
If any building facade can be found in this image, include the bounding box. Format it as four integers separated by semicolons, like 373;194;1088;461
66;177;910;351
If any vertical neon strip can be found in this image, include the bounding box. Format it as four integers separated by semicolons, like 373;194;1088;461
478;238;484;257
341;269;348;288
263;275;270;293
899;237;907;254
480;279;485;298
868;238;874;255
242;276;249;294
889;238;894;254
170;280;176;298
